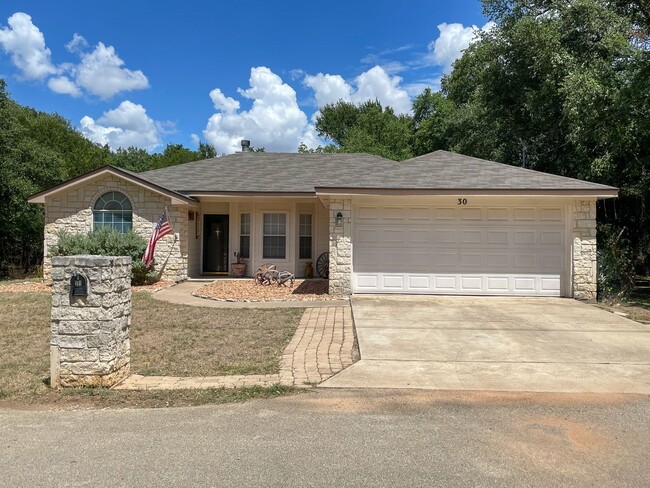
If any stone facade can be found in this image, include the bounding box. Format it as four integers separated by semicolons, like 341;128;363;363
572;199;598;300
328;198;352;296
43;174;188;282
50;255;132;388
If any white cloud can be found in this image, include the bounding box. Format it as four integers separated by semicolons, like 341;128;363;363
0;12;58;80
352;66;411;114
72;40;149;99
209;88;240;113
203;66;323;154
0;13;149;99
65;33;89;54
304;65;412;115
80;101;162;151
303;73;352;108
47;76;81;97
426;22;495;73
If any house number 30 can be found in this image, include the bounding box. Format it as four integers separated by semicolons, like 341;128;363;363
457;198;468;205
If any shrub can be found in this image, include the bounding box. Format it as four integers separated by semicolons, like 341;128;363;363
50;227;157;285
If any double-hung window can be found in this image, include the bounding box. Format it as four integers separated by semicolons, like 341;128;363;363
239;213;250;259
263;213;286;259
299;214;312;260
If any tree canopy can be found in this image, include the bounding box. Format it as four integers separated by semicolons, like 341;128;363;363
0;80;216;278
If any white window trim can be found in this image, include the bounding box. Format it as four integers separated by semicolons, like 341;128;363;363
262;211;288;261
298;213;313;261
239;212;251;261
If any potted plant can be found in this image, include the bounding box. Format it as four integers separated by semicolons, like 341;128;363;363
231;251;247;277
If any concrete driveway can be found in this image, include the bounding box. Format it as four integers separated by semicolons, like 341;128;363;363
321;296;650;393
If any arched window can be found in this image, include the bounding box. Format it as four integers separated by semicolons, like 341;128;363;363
93;191;133;232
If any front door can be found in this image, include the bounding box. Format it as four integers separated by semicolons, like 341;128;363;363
203;214;229;273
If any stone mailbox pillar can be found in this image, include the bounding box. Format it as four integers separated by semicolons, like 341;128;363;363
50;255;132;388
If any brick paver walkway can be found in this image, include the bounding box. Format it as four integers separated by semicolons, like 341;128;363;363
115;305;356;390
280;306;356;386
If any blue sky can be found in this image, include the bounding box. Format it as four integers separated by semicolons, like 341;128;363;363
0;1;489;154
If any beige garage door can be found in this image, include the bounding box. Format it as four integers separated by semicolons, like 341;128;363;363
352;204;566;296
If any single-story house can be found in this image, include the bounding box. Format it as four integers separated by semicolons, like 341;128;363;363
28;147;618;300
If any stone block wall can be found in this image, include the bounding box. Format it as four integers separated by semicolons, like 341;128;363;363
328;198;352;296
50;255;132;388
572;199;597;300
43;174;188;282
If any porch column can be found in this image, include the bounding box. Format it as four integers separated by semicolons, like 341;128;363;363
572;199;597;300
328;198;352;296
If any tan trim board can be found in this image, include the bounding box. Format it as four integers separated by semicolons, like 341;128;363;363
189;192;317;199
315;188;618;198
28;166;198;206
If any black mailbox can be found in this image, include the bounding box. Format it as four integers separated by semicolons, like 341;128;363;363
70;273;88;297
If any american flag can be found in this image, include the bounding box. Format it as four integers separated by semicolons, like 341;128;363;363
142;208;173;268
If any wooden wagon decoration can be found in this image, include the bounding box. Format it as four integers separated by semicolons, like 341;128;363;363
254;264;295;287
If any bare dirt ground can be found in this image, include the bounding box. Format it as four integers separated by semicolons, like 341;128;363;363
0;280;175;293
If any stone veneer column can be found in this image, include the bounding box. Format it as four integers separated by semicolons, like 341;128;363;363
50;255;132;388
572;199;597;301
328;198;352;296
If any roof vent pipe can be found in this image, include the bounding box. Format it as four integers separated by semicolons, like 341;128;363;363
241;140;251;152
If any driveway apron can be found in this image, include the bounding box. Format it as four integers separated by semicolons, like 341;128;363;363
321;295;650;393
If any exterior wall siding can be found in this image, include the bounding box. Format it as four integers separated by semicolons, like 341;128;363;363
572;199;598;300
43;174;188;282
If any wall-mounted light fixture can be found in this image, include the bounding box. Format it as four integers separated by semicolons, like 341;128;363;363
336;211;343;226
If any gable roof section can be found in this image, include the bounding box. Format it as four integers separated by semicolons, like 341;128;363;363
316;150;618;196
137;152;397;195
136;150;617;197
27;165;197;205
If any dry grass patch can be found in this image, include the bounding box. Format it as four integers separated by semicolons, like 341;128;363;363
131;293;302;376
597;296;650;324
0;291;301;409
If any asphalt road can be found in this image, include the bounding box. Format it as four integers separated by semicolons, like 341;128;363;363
1;389;648;487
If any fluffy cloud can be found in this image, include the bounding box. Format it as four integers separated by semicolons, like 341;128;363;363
303;73;351;108
0;12;149;99
304;65;411;115
0;12;58;79
203;67;322;154
209;88;240;114
69;38;149;99
426;22;495;73
47;76;81;97
80;101;162;151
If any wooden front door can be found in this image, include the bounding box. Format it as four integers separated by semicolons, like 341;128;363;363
203;214;229;273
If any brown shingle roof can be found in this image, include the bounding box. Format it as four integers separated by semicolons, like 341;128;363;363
136;150;617;195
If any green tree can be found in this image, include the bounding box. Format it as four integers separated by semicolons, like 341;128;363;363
315;100;413;160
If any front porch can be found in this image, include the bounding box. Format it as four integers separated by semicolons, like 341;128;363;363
186;197;331;281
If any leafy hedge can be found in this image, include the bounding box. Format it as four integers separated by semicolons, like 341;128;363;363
50;227;156;285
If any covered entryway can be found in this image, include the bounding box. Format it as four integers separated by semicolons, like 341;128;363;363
352;203;567;296
203;214;229;273
321;295;650;393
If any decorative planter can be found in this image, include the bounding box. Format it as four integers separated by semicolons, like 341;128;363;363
231;263;246;278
